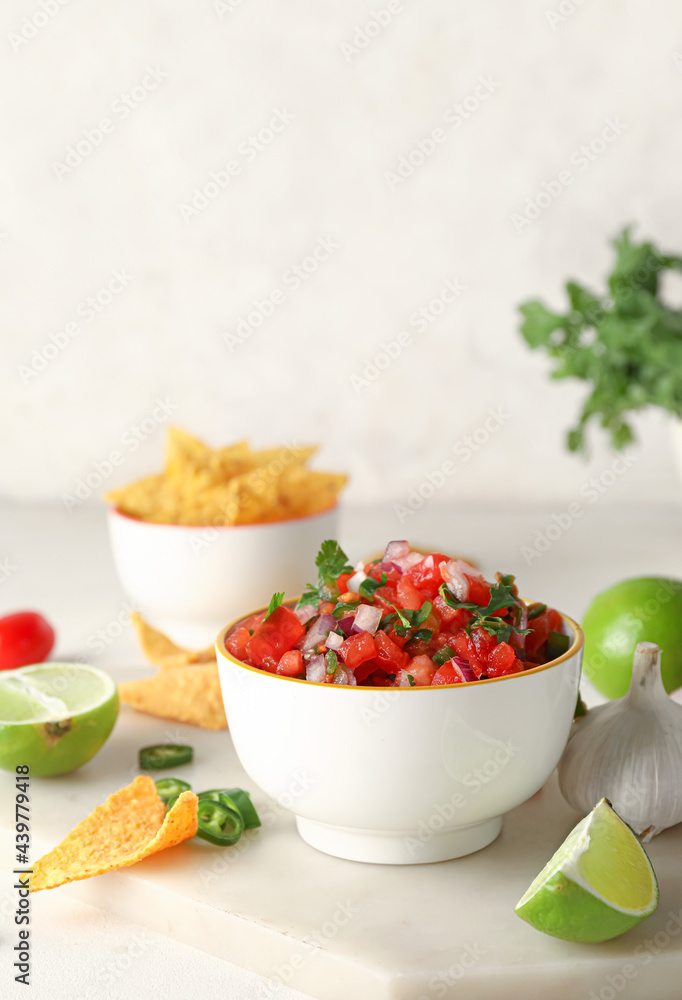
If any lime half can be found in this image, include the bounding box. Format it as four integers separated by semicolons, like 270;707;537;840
0;663;119;776
515;799;658;942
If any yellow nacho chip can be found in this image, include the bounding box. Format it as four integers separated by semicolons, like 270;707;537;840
104;428;345;525
131;613;215;667
118;663;227;730
30;776;198;892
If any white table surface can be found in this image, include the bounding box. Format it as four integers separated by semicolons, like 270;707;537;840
1;499;680;1000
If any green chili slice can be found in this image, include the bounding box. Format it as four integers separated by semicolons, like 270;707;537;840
154;777;192;803
139;744;194;770
198;788;261;830
196;798;244;846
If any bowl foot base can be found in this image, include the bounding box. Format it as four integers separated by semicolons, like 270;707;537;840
295;814;503;864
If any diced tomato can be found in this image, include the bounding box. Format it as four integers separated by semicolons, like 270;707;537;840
337;573;352;594
486;641;520;678
339;631;378;670
372;585;399;613
432;662;461;685
245;606;304;669
466;576;491;605
404;637;431;658
470;626;496;661
406;654;437;686
396;577;424;611
354;658;382;683
368;563;401;585
276;649;304;676
383;624;407;648
453;629;475;661
374;630;408;672
405;553;449;597
525;608;562;657
430;631;455;652
225;626;251;660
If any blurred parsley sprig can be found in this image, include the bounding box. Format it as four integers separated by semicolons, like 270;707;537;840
519;227;682;452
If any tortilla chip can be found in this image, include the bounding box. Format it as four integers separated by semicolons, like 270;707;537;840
30;777;198;892
119;663;227;730
131;613;215;667
104;427;345;525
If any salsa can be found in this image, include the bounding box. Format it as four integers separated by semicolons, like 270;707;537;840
224;540;569;687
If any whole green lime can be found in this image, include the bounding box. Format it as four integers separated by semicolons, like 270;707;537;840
582;577;682;699
0;663;119;776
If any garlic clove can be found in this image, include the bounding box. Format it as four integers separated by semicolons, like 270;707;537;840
558;641;682;839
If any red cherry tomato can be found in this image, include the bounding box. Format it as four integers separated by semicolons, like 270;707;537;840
0;612;55;671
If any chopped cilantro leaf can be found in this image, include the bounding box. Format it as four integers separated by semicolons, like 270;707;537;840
264;592;284;621
412;628;433;642
432;645;454;666
407;674;416;687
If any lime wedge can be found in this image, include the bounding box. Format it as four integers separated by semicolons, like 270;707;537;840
0;663;119;776
515;798;658;942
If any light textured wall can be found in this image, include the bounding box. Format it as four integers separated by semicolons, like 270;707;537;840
2;0;681;508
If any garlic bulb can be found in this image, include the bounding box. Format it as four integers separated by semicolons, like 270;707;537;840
558;641;682;841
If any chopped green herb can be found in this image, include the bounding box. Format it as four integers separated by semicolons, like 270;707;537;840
264;592;284;621
297;540;354;609
519;227;682;452
546;631;570;660
412;629;433;642
407;674;416;687
438;580;530;643
432;645;454;666
359;574;386;601
527;603;547;621
325;650;338;676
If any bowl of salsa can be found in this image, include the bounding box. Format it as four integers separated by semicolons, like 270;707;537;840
216;540;584;863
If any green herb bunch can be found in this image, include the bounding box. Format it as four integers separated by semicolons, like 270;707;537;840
519;227;682;452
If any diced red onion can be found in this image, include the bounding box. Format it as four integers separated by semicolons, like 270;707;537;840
294;604;317;625
441;559;470;600
325;631;344;650
333;665;357;686
512;604;528;651
451;657;477;683
383;540;410;562
301;613;336;651
337;616;356;637
352;604;382;635
457;558;483;579
306;654;326;683
374;561;402;576
393;550;424;572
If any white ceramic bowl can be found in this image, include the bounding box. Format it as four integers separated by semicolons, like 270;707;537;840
107;506;338;649
216;609;584;864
